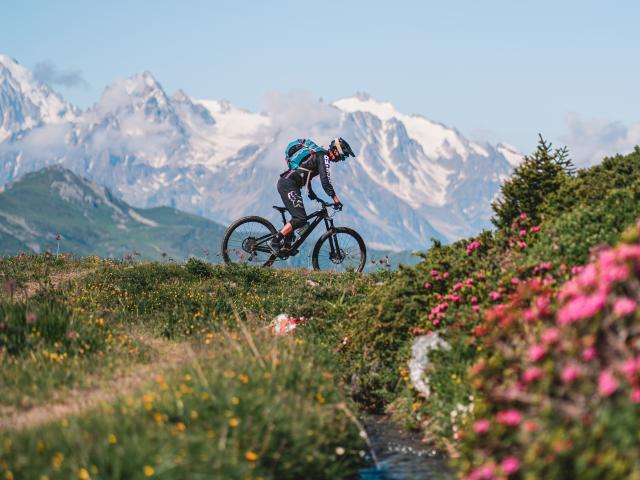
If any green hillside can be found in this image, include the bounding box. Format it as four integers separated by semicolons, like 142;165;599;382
0;166;226;260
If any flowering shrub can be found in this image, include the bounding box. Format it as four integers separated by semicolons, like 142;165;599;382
457;223;640;479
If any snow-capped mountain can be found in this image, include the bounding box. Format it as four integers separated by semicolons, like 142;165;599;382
0;54;78;142
0;54;521;251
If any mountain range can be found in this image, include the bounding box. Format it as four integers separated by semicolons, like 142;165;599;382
0;53;521;251
0;165;227;260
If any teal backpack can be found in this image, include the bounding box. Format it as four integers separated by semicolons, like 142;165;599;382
285;139;324;169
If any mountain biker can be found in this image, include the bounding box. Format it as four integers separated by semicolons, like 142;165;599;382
270;137;355;255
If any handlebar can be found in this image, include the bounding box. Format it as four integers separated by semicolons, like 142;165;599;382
316;199;341;210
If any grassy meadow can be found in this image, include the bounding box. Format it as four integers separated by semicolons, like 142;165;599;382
3;143;640;479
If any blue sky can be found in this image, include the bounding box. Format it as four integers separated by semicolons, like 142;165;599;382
2;0;639;159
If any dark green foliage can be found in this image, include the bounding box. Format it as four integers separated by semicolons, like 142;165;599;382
491;135;575;229
525;188;640;266
185;257;215;278
542;146;640;218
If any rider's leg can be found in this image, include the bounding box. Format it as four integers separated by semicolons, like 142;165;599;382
277;180;308;232
272;180;307;253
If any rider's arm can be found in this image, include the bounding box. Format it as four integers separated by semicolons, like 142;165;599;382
318;153;336;198
307;183;318;200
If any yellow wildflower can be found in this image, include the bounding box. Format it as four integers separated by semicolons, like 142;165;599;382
107;434;117;445
231;396;240;405
229;418;240;428
78;468;91;480
239;374;249;384
51;452;64;471
245;451;258;462
143;466;155;477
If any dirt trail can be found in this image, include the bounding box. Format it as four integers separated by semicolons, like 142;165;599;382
12;268;95;301
0;337;203;431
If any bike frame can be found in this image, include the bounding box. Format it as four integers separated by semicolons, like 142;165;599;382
251;203;341;259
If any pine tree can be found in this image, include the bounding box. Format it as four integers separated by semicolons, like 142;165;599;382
491;135;575;229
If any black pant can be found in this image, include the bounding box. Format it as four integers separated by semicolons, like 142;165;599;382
277;176;308;230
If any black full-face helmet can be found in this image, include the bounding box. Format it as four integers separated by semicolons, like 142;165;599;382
329;137;355;161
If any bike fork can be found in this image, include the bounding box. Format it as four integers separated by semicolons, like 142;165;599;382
324;218;341;259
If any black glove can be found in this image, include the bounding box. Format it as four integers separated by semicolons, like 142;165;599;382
334;201;343;211
308;191;318;201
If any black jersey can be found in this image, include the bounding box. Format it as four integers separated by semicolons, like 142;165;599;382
280;150;336;199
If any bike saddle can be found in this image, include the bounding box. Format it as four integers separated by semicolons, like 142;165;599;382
272;206;287;213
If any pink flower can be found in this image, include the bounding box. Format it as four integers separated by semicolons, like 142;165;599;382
557;292;607;325
476;272;486;280
621;357;640;382
470;296;478;303
489;291;501;301
432;319;440;326
519;229;527;237
561;364;581;384
631;388;640;404
466;241;482;254
430;269;439;276
571;265;583;275
500;457;520;475
598;370;619;397
523;366;544;383
613;297;636;317
472;305;481;312
582;347;597;362
541;327;560;345
473;419;490;434
518;241;527;249
528;344;546;362
535;296;551;315
443;272;450;278
530;225;541;233
520;213;527;219
424;282;431;289
468;464;496;480
496;409;522;427
511;277;520;285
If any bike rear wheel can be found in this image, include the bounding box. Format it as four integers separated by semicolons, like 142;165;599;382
221;216;277;267
312;227;366;272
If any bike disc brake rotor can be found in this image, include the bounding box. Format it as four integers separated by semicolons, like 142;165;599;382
329;249;346;264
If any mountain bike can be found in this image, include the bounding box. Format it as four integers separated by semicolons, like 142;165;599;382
221;200;367;272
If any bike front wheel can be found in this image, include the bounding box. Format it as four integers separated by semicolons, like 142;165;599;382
221;216;277;267
312;227;366;272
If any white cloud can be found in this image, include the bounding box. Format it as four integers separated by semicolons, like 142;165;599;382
258;90;342;169
33;60;89;89
560;112;640;167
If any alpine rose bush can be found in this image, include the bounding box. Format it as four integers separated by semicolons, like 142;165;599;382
458;223;640;479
